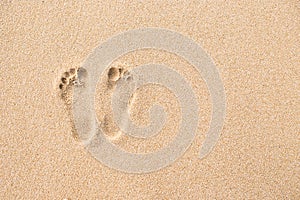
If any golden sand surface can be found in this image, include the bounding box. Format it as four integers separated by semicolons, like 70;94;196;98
1;0;299;199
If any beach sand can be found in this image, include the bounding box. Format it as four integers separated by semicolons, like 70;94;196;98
1;0;299;199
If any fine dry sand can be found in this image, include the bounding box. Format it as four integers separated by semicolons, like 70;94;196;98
1;1;299;199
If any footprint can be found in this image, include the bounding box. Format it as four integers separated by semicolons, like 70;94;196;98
59;68;78;90
107;66;129;89
58;67;81;140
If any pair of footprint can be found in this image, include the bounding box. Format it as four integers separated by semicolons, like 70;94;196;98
59;65;132;92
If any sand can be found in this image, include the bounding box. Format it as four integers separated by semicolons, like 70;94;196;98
1;0;299;199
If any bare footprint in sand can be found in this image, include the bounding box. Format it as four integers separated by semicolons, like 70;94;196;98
57;65;127;140
58;67;81;139
59;68;78;90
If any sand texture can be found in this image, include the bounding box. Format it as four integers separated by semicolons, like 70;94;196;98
1;0;299;199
